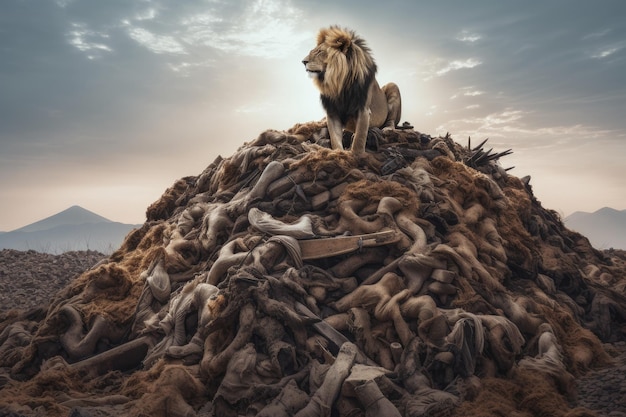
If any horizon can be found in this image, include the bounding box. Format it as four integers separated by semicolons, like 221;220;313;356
2;196;625;235
1;1;625;230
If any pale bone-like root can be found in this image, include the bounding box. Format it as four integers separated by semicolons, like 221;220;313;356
334;199;387;234
294;342;357;417
327;296;405;366
462;202;485;225
199;205;233;253
59;305;126;361
479;314;525;372
390;342;403;365
355;378;402;417
333;272;405;312
251;289;310;348
373;288;414;346
145;257;171;304
427;281;457;304
248;207;316;238
397;337;434;394
376;196;403;217
324;313;351;332
144;280;219;366
202;303;256;379
487;291;544;335
249;160;286;201
165;283;221;359
430;268;457;283
360;255;405;286
259;235;304;270
447;231;502;289
329;247;387;278
398;254;445;293
207;237;253;285
69;335;155;377
254;316;297;375
518;323;576;399
400;295;438;323
256;379;310;417
395;211;428;254
200;160;286;249
431;243;473;281
266;165;315;198
347;308;380;363
476;217;506;263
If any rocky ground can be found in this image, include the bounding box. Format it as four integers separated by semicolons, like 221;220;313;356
0;248;625;416
0;249;106;313
575;341;626;417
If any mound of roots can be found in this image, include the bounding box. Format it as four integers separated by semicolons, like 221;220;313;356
1;121;625;417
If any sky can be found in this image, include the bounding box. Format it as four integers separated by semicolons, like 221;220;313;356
1;0;625;231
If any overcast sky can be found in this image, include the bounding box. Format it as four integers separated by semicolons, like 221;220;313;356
1;0;625;230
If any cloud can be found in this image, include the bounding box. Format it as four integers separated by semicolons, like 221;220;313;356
134;8;157;21
451;87;485;99
61;0;309;70
436;108;617;151
434;58;482;77
457;30;482;43
126;27;187;54
463;89;484;97
582;28;611;40
66;22;113;58
167;59;215;76
591;45;623;59
176;0;309;59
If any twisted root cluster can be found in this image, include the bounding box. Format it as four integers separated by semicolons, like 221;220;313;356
1;122;625;417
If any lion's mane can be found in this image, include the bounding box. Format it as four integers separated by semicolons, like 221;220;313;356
314;26;377;123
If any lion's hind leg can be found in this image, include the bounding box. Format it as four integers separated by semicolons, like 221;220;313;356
381;83;402;129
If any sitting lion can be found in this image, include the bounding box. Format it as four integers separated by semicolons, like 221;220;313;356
303;26;402;154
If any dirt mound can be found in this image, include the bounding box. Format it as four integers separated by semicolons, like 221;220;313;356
1;122;625;417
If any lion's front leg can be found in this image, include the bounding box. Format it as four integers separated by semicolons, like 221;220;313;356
382;83;402;130
350;109;370;155
326;116;345;150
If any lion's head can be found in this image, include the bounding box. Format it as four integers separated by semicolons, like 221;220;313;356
303;26;377;99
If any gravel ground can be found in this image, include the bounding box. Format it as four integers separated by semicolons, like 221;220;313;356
0;249;625;415
575;341;626;417
0;249;106;313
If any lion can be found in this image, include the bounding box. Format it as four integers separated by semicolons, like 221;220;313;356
303;26;402;154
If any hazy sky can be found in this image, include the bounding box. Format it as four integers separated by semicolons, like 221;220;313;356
1;0;625;231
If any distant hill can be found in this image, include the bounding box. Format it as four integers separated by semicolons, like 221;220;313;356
0;206;141;254
12;205;113;233
565;207;626;250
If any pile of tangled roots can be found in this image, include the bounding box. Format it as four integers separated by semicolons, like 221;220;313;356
1;121;625;417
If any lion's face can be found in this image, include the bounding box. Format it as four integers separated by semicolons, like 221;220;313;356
302;45;328;80
303;26;375;99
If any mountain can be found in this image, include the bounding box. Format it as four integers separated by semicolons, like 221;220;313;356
565;207;626;249
11;205;112;233
0;205;141;253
